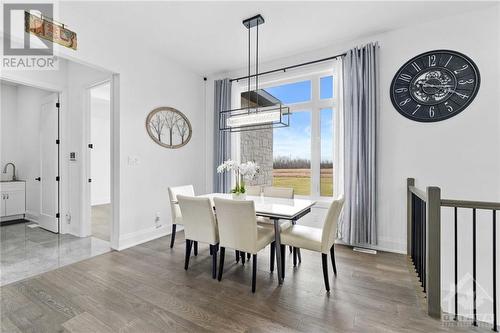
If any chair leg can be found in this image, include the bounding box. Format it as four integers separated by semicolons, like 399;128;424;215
241;251;246;265
235;250;240;262
194;241;198;256
170;224;177;248
289;245;293;253
322;253;330;292
211;244;218;279
293;247;297;267
184;240;192;270
218;247;225;281
330;245;337;276
280;245;285;279
270;242;275;272
252;254;257;293
297;248;302;263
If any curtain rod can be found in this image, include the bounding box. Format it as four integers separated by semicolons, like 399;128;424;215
229;52;346;82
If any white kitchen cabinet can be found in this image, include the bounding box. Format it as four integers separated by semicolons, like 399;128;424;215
0;181;26;218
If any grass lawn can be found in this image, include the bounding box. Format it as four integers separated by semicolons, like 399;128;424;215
272;170;333;196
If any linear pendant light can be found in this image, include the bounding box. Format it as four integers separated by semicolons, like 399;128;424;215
219;14;290;132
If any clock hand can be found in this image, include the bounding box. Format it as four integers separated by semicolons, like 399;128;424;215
421;84;454;88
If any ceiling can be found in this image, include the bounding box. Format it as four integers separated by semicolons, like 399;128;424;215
65;1;494;76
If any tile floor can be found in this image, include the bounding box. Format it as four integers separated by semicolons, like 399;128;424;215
0;220;110;286
91;203;111;241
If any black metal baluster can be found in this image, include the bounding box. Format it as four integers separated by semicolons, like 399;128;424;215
423;201;426;292
416;198;420;279
421;199;425;288
493;210;497;332
454;207;458;321
473;208;477;327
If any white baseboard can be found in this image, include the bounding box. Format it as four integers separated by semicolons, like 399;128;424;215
25;210;39;223
117;224;183;251
335;239;407;255
91;198;111;206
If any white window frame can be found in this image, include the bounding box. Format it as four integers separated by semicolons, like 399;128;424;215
231;61;343;202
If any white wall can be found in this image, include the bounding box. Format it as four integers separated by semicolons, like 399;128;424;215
0;83;19;176
16;86;53;218
90;95;111;205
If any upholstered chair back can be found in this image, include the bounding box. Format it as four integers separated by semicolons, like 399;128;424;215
245;185;262;196
168;185;195;224
321;197;345;253
177;195;218;245
214;197;258;254
263;186;294;199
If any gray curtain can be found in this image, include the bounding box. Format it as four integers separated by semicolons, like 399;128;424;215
340;42;378;246
213;78;232;193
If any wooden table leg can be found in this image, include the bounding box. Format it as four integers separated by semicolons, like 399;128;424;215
273;217;283;284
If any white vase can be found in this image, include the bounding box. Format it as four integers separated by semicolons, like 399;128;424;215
232;192;246;200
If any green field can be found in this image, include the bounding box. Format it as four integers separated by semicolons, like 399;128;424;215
272;169;333;196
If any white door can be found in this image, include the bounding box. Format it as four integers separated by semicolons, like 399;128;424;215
38;94;59;233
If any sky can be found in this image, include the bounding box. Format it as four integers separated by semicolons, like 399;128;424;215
265;77;334;162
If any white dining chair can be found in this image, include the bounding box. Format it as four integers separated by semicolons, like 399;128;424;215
168;185;197;254
279;197;344;292
263;186;294;199
214;197;275;293
177;195;219;279
245;185;262;196
259;186;297;271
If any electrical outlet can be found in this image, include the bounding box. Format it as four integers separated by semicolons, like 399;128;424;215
66;213;72;224
155;213;161;228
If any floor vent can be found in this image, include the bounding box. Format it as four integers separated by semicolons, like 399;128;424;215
353;247;377;254
26;223;40;229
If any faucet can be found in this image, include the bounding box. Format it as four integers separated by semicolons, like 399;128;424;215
2;163;16;181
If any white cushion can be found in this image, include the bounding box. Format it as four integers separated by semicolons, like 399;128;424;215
280;225;322;253
256;226;275;252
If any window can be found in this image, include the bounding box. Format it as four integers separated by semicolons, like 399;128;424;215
273;111;311;195
262;71;338;198
320;108;334;196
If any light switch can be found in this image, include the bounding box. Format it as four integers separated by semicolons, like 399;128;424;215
128;156;140;166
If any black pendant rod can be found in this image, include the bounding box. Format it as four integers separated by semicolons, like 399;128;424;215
230;52;346;83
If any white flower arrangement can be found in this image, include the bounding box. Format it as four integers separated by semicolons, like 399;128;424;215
217;160;260;194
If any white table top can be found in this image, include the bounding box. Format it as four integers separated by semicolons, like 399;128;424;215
197;193;316;220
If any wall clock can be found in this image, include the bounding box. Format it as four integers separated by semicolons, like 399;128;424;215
146;107;192;148
390;50;480;122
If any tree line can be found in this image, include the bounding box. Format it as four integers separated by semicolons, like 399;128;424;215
273;156;333;169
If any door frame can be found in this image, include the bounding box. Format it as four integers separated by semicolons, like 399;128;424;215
82;78;116;246
0;75;63;233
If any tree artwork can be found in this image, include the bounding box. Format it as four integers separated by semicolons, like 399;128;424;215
146;107;192;148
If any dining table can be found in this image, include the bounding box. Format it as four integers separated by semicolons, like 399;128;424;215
191;193;316;285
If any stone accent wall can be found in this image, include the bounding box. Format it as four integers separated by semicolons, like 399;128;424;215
240;129;273;186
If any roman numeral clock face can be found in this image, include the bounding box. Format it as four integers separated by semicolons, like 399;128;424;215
390;50;480;122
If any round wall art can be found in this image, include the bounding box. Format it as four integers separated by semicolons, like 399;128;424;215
146;107;192;149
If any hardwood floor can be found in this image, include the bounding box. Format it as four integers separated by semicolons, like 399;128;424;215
0;231;485;332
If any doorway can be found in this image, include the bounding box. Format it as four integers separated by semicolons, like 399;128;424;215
89;82;111;242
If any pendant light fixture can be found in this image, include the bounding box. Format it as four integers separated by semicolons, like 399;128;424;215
219;14;290;132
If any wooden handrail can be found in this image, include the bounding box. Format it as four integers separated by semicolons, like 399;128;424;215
441;199;500;211
409;185;427;202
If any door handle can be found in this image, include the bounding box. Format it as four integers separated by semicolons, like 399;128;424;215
35;177;41;181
